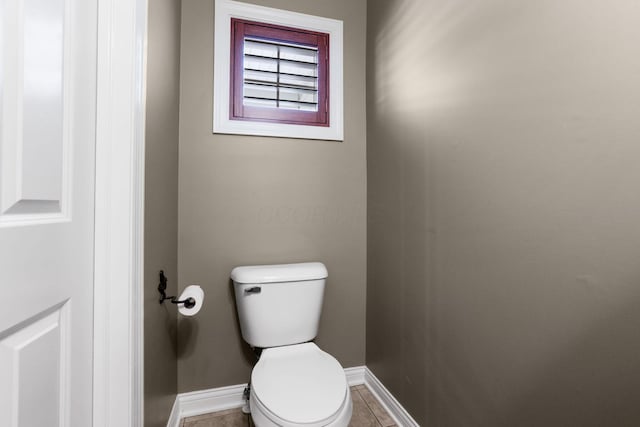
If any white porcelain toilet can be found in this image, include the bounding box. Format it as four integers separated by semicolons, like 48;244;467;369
231;262;353;427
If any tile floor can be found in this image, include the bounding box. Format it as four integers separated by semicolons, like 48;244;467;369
180;385;396;427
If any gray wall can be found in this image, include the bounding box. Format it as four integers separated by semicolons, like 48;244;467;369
177;0;367;392
367;0;640;426
144;0;181;425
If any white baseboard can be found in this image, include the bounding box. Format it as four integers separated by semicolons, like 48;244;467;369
166;398;180;427
344;365;366;386
167;383;248;427
167;366;418;427
363;367;420;427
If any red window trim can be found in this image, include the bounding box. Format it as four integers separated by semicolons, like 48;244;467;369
230;18;330;127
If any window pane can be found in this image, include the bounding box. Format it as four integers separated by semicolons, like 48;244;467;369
244;83;278;101
244;69;278;84
279;100;318;111
279;74;317;89
244;39;278;58
279;87;317;104
242;36;319;112
243;98;278;108
280;61;317;77
279;45;317;64
244;55;277;73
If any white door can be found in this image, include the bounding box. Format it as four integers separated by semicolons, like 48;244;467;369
0;0;98;426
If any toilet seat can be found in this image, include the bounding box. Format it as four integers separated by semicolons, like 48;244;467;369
251;342;350;426
250;387;351;427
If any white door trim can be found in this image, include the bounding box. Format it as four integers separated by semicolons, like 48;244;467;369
94;0;147;426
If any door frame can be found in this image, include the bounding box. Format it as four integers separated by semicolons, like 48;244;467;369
94;0;147;426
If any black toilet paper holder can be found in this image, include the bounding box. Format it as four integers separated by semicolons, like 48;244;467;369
158;270;196;308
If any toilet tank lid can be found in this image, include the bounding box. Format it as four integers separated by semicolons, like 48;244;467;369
231;262;328;284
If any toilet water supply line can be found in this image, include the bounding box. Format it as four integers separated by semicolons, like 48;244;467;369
157;270;197;308
243;384;251;414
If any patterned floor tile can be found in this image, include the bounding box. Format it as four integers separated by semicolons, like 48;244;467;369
349;388;382;427
357;387;396;427
182;408;249;427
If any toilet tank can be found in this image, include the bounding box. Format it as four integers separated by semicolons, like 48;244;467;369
231;262;328;348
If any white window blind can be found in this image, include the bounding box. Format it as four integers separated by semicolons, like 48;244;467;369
243;38;319;111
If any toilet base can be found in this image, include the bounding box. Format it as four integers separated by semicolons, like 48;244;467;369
249;386;352;427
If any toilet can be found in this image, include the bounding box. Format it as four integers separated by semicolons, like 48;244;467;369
231;262;353;427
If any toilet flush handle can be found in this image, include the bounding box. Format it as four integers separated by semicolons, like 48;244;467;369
245;286;261;294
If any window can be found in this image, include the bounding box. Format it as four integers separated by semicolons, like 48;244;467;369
230;19;329;127
214;0;343;140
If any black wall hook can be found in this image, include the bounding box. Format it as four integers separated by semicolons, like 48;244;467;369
158;270;196;309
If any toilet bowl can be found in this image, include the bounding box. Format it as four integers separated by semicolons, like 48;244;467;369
231;262;352;427
249;343;352;427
